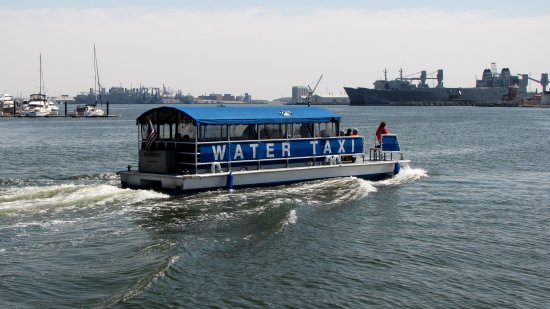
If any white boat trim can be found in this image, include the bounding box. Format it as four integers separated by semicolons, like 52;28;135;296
120;158;409;192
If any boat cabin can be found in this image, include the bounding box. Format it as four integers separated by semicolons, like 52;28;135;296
29;93;47;102
135;106;364;174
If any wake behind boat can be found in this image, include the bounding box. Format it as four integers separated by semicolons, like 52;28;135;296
118;105;409;193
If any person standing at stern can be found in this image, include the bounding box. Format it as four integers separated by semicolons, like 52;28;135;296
375;121;389;148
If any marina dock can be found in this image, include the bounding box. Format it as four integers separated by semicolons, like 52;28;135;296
0;102;120;118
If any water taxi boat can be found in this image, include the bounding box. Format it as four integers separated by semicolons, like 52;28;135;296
118;105;409;192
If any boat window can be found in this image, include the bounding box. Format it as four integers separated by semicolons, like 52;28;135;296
198;125;227;142
159;124;173;140
289;124;301;138
259;124;285;139
177;115;195;140
295;123;314;138
140;124;148;139
140;122;154;139
230;124;257;141
316;122;338;137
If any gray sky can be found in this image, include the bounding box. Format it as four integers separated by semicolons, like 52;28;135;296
1;1;549;99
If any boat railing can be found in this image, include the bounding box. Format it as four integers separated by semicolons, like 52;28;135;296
368;134;404;161
142;136;366;174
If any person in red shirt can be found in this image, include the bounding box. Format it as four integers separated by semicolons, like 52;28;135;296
375;121;389;147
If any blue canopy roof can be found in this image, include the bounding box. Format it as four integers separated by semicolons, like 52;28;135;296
137;105;341;125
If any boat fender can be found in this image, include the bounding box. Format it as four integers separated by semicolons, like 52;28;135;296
333;155;341;165
325;155;334;165
394;161;401;175
226;171;234;191
211;162;222;173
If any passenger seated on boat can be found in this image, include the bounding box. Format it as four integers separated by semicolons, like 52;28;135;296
241;124;257;140
320;129;329;137
341;128;357;162
342;154;355;163
271;125;284;139
175;133;190;142
300;123;313;138
260;127;272;139
259;124;285;139
289;123;302;138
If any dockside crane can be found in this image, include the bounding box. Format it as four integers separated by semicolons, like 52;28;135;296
520;73;549;93
305;74;323;106
397;69;444;88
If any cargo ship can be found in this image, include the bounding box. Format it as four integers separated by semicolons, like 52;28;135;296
345;64;549;106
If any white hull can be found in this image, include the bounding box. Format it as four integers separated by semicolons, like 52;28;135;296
2;104;15;114
119;159;409;192
1;94;15;114
28;110;48;117
84;109;105;117
79;104;105;117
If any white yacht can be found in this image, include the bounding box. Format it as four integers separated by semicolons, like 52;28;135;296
21;93;51;117
0;93;15;114
19;53;55;117
83;105;105;117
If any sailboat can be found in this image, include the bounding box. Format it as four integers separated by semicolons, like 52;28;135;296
82;44;105;117
20;54;53;117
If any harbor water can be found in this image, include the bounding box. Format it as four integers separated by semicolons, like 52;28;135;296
1;105;549;308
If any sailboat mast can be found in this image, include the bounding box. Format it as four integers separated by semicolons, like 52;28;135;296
93;44;102;105
93;45;97;105
39;53;43;95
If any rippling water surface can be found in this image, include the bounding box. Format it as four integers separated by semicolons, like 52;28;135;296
0;105;548;308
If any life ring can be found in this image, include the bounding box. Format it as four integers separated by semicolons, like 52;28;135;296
211;162;222;173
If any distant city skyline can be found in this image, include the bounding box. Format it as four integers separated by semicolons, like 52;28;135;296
1;0;549;99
